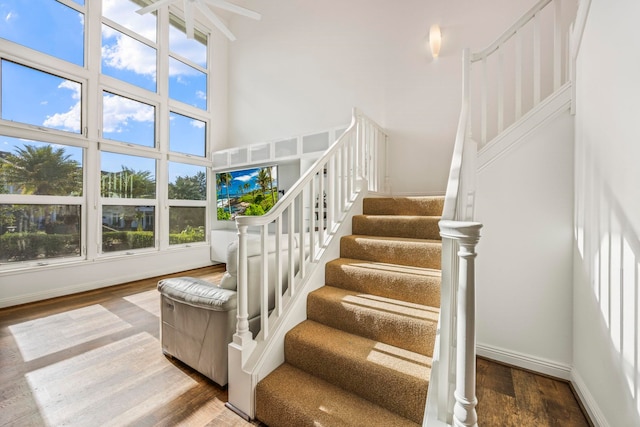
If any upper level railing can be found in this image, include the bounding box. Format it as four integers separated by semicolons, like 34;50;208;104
431;0;575;425
470;0;573;147
227;108;388;419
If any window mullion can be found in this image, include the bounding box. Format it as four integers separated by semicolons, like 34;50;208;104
85;0;104;261
157;5;171;251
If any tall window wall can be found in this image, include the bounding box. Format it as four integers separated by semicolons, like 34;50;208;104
0;0;211;268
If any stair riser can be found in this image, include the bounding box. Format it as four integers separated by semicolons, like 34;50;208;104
325;259;441;307
307;289;438;356
340;236;442;269
363;197;444;216
352;215;442;240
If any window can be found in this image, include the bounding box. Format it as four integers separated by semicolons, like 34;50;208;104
168;162;206;245
102;92;155;147
168;57;207;110
1;60;82;133
0;204;82;263
0;1;211;268
0;0;84;66
169;207;205;245
101;24;157;92
169;112;206;156
101;152;156;199
0;136;83;264
168;16;208;110
0;137;83;196
102;0;156;43
101;205;155;253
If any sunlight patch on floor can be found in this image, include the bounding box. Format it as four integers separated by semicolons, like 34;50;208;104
9;304;131;361
25;332;196;427
124;289;161;317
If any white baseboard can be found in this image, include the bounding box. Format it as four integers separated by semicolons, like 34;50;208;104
476;343;572;380
571;369;610;427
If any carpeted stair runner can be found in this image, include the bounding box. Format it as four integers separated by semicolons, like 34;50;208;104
255;196;444;426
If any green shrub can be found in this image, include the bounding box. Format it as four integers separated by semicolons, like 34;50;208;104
217;207;231;220
0;232;80;262
102;231;154;252
244;203;265;216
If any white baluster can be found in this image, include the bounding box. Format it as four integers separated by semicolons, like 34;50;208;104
533;12;541;106
515;29;522;120
497;46;504;134
260;224;269;339
235;224;251;340
554;0;562;90
481;57;488;145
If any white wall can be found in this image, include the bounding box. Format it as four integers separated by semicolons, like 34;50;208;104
0;247;212;308
572;0;640;425
474;110;575;377
227;0;539;195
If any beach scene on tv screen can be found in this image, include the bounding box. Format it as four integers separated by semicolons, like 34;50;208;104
216;166;278;220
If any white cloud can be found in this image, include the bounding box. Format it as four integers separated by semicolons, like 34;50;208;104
59;80;81;100
102;31;157;80
234;170;259;183
196;90;206;100
169;57;202;78
102;0;156;42
190;120;205;129
169;24;207;67
102;94;154;134
42;81;82;132
5;11;15;22
43;102;81;133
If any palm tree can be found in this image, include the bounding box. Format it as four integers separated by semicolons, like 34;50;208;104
243;181;251;195
266;167;276;205
2;144;81;195
257;168;271;198
217;172;233;215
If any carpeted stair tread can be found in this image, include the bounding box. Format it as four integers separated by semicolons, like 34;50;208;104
363;196;444;216
325;258;441;307
352;214;441;240
340;235;441;269
307;285;439;356
284;320;430;423
255;363;419;427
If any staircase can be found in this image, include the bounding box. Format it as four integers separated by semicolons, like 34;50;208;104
255;196;444;426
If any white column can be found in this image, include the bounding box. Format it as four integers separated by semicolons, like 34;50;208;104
439;220;482;427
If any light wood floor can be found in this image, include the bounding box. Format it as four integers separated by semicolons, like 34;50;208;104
0;266;592;426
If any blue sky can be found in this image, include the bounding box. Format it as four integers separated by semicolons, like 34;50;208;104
0;0;208;183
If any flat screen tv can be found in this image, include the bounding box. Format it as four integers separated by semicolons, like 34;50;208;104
216;165;278;221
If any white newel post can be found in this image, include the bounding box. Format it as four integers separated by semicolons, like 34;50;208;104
227;223;257;420
439;220;482;427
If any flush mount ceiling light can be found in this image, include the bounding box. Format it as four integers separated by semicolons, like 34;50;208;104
136;0;261;41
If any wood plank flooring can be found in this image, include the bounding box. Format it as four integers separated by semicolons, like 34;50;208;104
0;266;592;426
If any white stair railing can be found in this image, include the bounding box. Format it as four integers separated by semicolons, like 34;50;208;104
471;0;572;147
227;108;388;419
429;0;575;425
